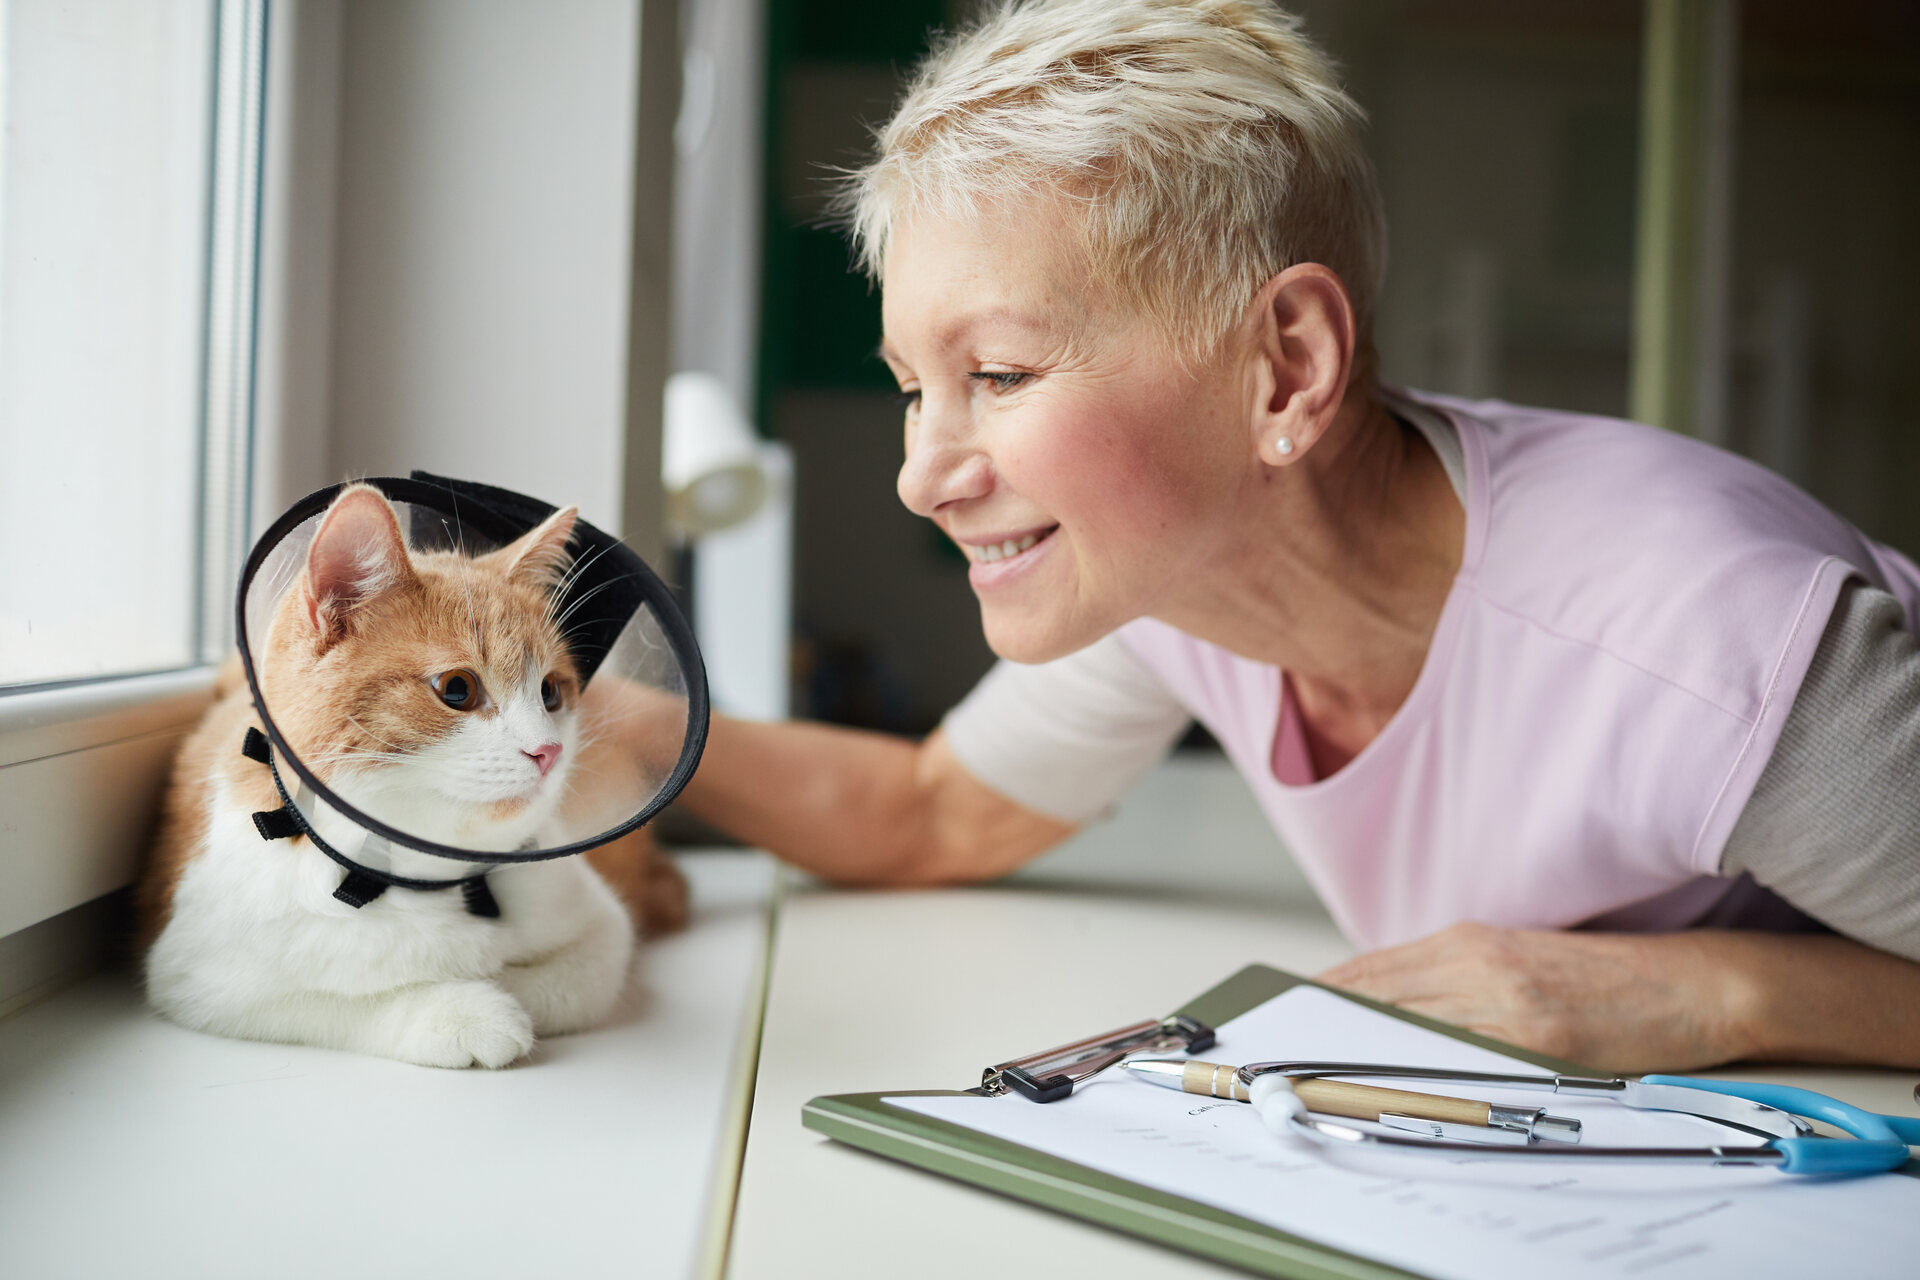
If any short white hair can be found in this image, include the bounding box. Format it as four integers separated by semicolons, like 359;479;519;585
840;0;1387;366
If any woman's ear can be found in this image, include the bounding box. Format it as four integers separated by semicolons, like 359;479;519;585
303;484;418;647
1246;264;1357;467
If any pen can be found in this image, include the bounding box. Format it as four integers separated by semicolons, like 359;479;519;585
1123;1059;1582;1144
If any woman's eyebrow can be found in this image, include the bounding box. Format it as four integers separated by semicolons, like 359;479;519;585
880;312;1053;366
938;309;1048;344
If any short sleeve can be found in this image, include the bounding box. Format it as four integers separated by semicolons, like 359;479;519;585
940;632;1192;824
1720;581;1920;961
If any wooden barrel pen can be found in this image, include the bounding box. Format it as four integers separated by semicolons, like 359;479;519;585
1122;1059;1581;1143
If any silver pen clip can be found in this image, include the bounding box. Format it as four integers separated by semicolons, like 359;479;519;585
1378;1113;1533;1145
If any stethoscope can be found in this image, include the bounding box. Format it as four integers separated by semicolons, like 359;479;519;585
1242;1062;1920;1176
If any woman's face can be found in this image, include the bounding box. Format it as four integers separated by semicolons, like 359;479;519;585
881;206;1257;664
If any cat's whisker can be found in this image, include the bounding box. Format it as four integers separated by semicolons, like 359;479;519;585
345;715;412;754
562;539;616;585
303;749;414;766
545;543;617;628
312;750;414;768
551;573;643;631
569;729;617;758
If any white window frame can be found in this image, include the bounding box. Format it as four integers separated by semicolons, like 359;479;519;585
0;0;268;1008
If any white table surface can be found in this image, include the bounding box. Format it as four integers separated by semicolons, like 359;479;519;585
0;851;776;1280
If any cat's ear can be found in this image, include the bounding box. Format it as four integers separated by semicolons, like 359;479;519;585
495;505;578;590
303;484;417;647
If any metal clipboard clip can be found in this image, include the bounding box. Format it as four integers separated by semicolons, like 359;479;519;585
982;1014;1216;1103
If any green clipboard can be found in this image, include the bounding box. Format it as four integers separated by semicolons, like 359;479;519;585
802;963;1595;1280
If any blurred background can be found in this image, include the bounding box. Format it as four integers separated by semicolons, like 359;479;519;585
2;0;1916;730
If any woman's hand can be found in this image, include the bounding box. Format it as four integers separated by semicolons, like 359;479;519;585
1315;923;1764;1074
1317;923;1920;1073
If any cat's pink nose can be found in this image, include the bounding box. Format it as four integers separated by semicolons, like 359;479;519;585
524;742;563;777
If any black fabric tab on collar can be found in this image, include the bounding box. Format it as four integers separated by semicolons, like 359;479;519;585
333;869;389;909
461;877;501;918
252;805;303;842
241;726;272;764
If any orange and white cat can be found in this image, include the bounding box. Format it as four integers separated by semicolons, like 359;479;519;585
138;484;686;1068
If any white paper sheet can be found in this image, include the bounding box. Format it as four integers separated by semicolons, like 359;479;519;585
890;986;1917;1279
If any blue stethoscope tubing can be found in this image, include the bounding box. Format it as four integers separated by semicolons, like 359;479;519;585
1239;1062;1920;1176
1650;1076;1920;1174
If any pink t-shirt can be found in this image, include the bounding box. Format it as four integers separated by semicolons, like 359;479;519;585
944;389;1920;950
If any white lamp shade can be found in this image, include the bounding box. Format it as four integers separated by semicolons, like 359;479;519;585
664;371;766;536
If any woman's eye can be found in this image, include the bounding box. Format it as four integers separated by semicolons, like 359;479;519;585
894;388;921;410
540;675;563;712
432;668;484;711
969;371;1030;392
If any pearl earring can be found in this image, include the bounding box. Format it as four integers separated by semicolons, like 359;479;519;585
1276;436;1295;456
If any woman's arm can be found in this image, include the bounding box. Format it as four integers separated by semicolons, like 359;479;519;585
1718;583;1920;962
672;714;1078;884
584;633;1185;886
580;668;1074;883
1315;923;1920;1073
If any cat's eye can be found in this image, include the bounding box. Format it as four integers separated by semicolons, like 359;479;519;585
540;674;563;712
432;668;485;711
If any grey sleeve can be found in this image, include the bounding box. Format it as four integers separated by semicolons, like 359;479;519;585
1720;581;1920;961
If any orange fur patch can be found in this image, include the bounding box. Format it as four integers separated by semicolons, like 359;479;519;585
585;828;688;937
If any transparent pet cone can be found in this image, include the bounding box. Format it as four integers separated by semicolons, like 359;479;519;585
236;477;706;883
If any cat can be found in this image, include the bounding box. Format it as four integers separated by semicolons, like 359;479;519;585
137;483;688;1068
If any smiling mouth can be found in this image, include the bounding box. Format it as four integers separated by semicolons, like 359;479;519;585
961;526;1058;564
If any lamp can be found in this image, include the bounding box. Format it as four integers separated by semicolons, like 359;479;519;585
663;371;766;538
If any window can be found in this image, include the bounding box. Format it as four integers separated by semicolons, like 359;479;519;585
0;0;265;970
0;0;259;691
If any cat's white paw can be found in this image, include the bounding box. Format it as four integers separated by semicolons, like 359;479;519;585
401;980;535;1069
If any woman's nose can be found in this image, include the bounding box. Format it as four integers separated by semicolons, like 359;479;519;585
897;401;992;517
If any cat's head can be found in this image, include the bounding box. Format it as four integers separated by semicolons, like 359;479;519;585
258;484;586;852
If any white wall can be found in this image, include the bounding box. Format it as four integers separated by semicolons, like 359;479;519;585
326;0;661;546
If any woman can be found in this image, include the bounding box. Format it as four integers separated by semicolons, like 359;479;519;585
657;0;1920;1071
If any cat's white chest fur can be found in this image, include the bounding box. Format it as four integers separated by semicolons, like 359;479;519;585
145;778;635;1069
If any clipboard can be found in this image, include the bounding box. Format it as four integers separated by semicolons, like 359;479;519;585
802;963;1595;1280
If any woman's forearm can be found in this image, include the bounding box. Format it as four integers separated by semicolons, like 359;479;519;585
674;714;931;880
1319;921;1920;1072
1722;930;1920;1068
669;714;1075;885
576;679;1075;890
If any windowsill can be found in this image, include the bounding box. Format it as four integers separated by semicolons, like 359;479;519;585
0;666;219;768
0;666;220;949
0;850;777;1280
